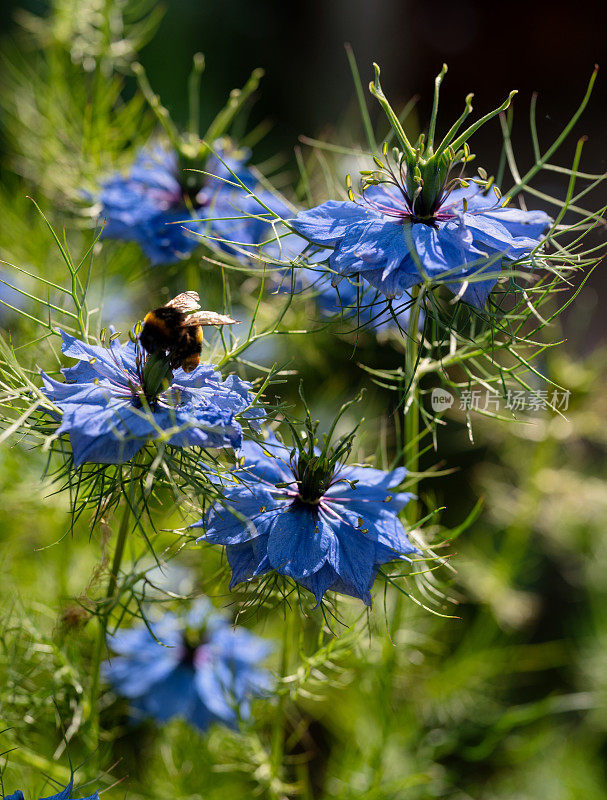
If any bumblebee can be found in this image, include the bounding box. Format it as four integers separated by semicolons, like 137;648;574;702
139;291;237;372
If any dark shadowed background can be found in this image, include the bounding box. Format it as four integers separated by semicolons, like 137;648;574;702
2;0;605;168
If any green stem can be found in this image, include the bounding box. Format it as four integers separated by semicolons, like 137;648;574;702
186;256;199;294
404;292;422;525
404;389;419;526
86;496;132;751
369;297;424;793
345;43;377;154
270;604;294;794
106;499;131;600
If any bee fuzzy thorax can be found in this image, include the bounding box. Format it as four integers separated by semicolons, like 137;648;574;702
140;310;174;352
139;292;238;373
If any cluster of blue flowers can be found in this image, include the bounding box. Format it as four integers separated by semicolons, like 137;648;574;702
27;58;562;767
103;598;272;731
45;60;555;611
41;59;558;617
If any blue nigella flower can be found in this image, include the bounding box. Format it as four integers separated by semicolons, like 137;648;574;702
99;59;272;265
192;433;417;605
289;183;552;309
99;143;264;265
5;781;98;800
41;331;263;466
103;598;272;730
289;63;553;309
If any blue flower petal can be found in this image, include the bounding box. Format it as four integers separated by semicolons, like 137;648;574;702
38;783;74;800
410;220;472;278
236;435;293;484
297;561;341;606
225;539;273;587
194;661;237;724
332;218;410;281
445;186;552;239
462;212;542;258
290;201;375;246
197;492;284;545
186;597;227;633
133;663;202;722
484;207;552;239
361;261;419;298
213;625;273;664
103;644;178;698
452;266;502;308
172;364;223;388
67;426;144;466
59;330;134;382
266;505;336;579
329;569;378;606
337;464;408;490
325;513;377;601
334;502;416;557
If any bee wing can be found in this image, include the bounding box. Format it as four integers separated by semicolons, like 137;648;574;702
181;311;239;327
164;292;201;313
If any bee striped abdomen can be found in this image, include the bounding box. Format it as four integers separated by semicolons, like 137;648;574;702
169;325;204;372
180;352;201;372
179;326;203;372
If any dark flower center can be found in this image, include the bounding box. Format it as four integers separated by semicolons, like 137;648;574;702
180;183;207;210
177;154;209;210
294;454;335;504
355;145;473;227
361;179;455;228
180;626;210;668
